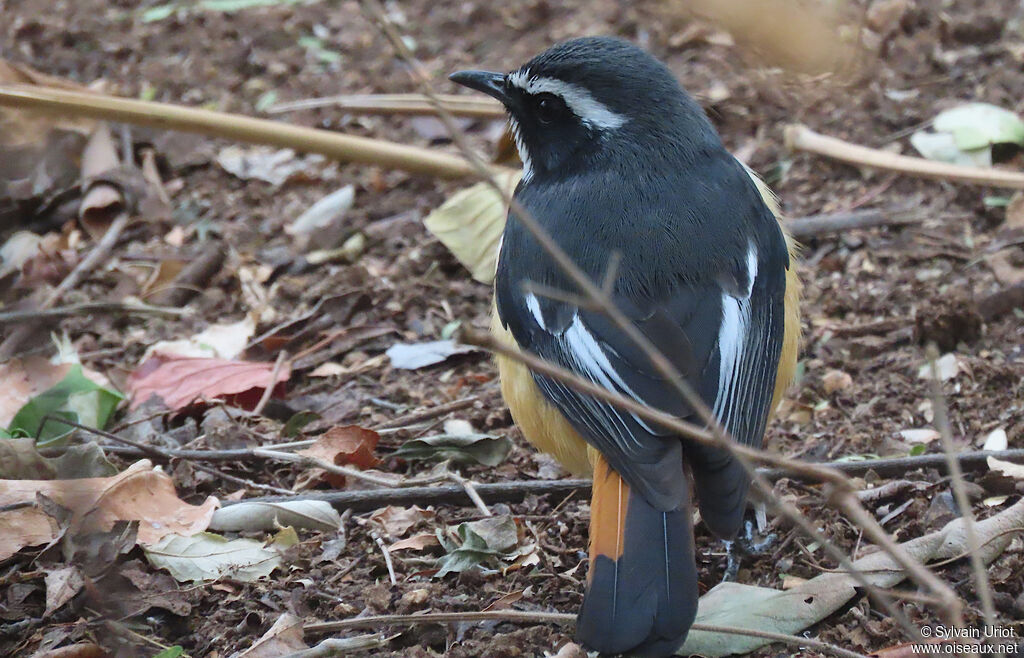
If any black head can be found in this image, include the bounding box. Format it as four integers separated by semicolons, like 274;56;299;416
450;37;718;181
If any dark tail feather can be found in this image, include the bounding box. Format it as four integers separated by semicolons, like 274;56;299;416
576;456;698;657
685;444;751;540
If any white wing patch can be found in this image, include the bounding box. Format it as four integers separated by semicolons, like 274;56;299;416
507;70;627;131
712;242;759;433
563;314;660;439
524;292;546;331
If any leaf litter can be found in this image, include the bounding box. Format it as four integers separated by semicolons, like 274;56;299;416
1;1;1024;656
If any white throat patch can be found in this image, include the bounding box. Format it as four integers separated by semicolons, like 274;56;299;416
507;70;628;131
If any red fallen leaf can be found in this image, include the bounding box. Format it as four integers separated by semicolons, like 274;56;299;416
127;352;290;411
295;425;380;488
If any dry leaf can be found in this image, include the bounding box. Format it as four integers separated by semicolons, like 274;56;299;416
78;122;125;241
0;59;93;149
144;316;256;360
899;428;940;444
0;505;60;561
216;145;338;187
0;460;217;546
982;427;1008;450
369;505;435;539
389;532;441;552
0;357;75;427
295;425;380;488
127;352;290;411
209;500;341;533
987;457;1024;480
44;566;84;617
234;613;308;657
423;169;520;284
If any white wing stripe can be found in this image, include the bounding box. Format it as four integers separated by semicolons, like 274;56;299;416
564;314;661;438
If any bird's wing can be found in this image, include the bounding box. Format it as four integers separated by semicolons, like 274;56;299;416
496;236;787;518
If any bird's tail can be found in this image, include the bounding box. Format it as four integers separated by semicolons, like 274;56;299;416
576;455;698;657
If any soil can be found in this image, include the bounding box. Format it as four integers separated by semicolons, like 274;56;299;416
1;0;1023;656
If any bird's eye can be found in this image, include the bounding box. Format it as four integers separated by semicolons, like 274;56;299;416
534;94;562;124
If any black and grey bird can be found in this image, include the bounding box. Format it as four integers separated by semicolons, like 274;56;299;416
450;36;800;657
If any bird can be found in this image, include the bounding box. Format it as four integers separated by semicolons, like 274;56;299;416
450;36;800;657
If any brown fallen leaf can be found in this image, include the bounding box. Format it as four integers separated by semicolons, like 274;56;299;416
0;59;93;149
78;122;125;241
236;612;308;658
0;460;217;547
0;357;75;427
0;505;61;561
369;505;435;539
295;425;380;489
389;532;441;552
32;643;108;658
44;565;84;617
126;352;290;411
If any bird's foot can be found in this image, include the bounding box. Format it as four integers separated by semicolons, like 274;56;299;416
722;520;777;583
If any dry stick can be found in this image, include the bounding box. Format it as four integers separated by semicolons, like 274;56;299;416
926;345;996;629
304;611;866;658
266;92;503;117
786;205;923;240
219;480;590;512
73;439;1024;478
372;532;398;586
252;448;401;488
0;301;185;325
253;350;288;417
375;396;480;429
0;85;494;180
785;124;1024;190
360;0;955;634
0;212;130;360
446;470;491;517
35;416;292;495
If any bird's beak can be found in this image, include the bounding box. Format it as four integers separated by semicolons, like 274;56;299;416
449;70;509;104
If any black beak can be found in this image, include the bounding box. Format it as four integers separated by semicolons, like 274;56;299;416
449;70;509;104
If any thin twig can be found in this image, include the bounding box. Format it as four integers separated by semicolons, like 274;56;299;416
57;439;1024;479
447;470;491;517
376;396;480;429
785;124;1024;189
266;92;503;117
0;213;130;359
372;531;398;585
786;205;923;239
220;479;591;512
35;415;290;496
926;344;996;628
303;611;867;658
251;448;402;488
253;350;288;416
0;85;493;179
190;461;294;496
0;301;186;325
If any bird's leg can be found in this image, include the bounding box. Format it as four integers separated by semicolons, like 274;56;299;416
721;519;777;582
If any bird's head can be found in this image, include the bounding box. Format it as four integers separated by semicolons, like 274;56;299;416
450;36;716;182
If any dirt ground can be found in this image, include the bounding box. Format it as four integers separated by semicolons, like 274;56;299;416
1;0;1024;656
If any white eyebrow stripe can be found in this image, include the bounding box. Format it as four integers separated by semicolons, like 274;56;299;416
507;71;627;130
